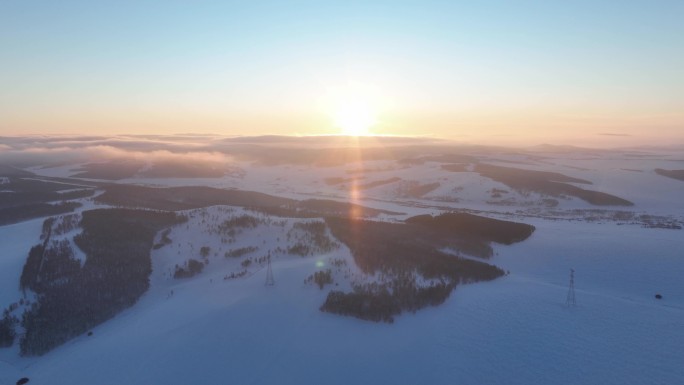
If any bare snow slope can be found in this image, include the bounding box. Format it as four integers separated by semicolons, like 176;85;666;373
2;213;682;385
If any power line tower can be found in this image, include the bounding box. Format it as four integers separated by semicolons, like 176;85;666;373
265;255;275;286
566;268;576;306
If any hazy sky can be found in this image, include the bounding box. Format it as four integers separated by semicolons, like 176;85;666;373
1;1;682;145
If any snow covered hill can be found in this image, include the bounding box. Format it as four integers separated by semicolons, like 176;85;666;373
1;139;683;384
2;215;681;385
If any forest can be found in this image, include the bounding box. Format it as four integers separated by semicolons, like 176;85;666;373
95;184;399;219
0;202;82;226
405;212;535;245
18;209;183;356
0;176;94;225
655;168;684;182
474;163;634;206
96;184;294;211
321;214;522;322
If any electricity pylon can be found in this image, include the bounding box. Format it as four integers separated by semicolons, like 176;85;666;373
566;268;576;306
265;256;275;286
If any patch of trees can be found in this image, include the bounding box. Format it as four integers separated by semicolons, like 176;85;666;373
478;163;591;184
139;160;227;178
306;269;333;289
153;229;173;250
293;221;327;234
655;168;684;182
405;212;535;245
322;288;398;323
71;160;145;180
41;217;55;239
287;243;311;256
224;270;248;280
0;177;93;195
330;258;347;268
20;244;47;293
199;246;211;258
475;163;633;206
0;202;82;227
219;215;262;234
0;177;94;210
321;280;456;323
174;259;205;278
96;184;295;211
325;219;506;281
322;216;509;322
0;313;18;347
19;209;183;356
0;165;34;177
285;221;339;256
327;216;496;262
641;219;682;230
19;239;81;293
225;246;258;258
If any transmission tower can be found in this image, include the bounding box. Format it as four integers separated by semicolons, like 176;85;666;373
566;268;576;306
265;256;275;286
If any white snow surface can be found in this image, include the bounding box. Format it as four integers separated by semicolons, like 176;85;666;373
2;149;684;384
0;215;681;384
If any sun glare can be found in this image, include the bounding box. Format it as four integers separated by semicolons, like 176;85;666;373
325;82;383;136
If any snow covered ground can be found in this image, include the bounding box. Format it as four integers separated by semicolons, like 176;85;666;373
2;146;683;384
29;146;684;221
1;212;682;384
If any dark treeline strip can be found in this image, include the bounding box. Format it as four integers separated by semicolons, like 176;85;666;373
406;212;535;245
475;163;633;206
0;189;93;209
0;202;82;227
655;169;684;182
97;185;295;211
97;184;400;218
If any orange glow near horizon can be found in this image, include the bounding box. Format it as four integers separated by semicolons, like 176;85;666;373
1;102;683;148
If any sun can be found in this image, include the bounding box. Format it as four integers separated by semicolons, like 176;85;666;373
325;82;383;136
333;99;376;136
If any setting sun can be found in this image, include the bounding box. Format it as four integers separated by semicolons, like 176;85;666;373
325;82;384;136
333;99;376;136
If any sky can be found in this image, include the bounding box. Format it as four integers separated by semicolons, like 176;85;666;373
1;0;682;146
